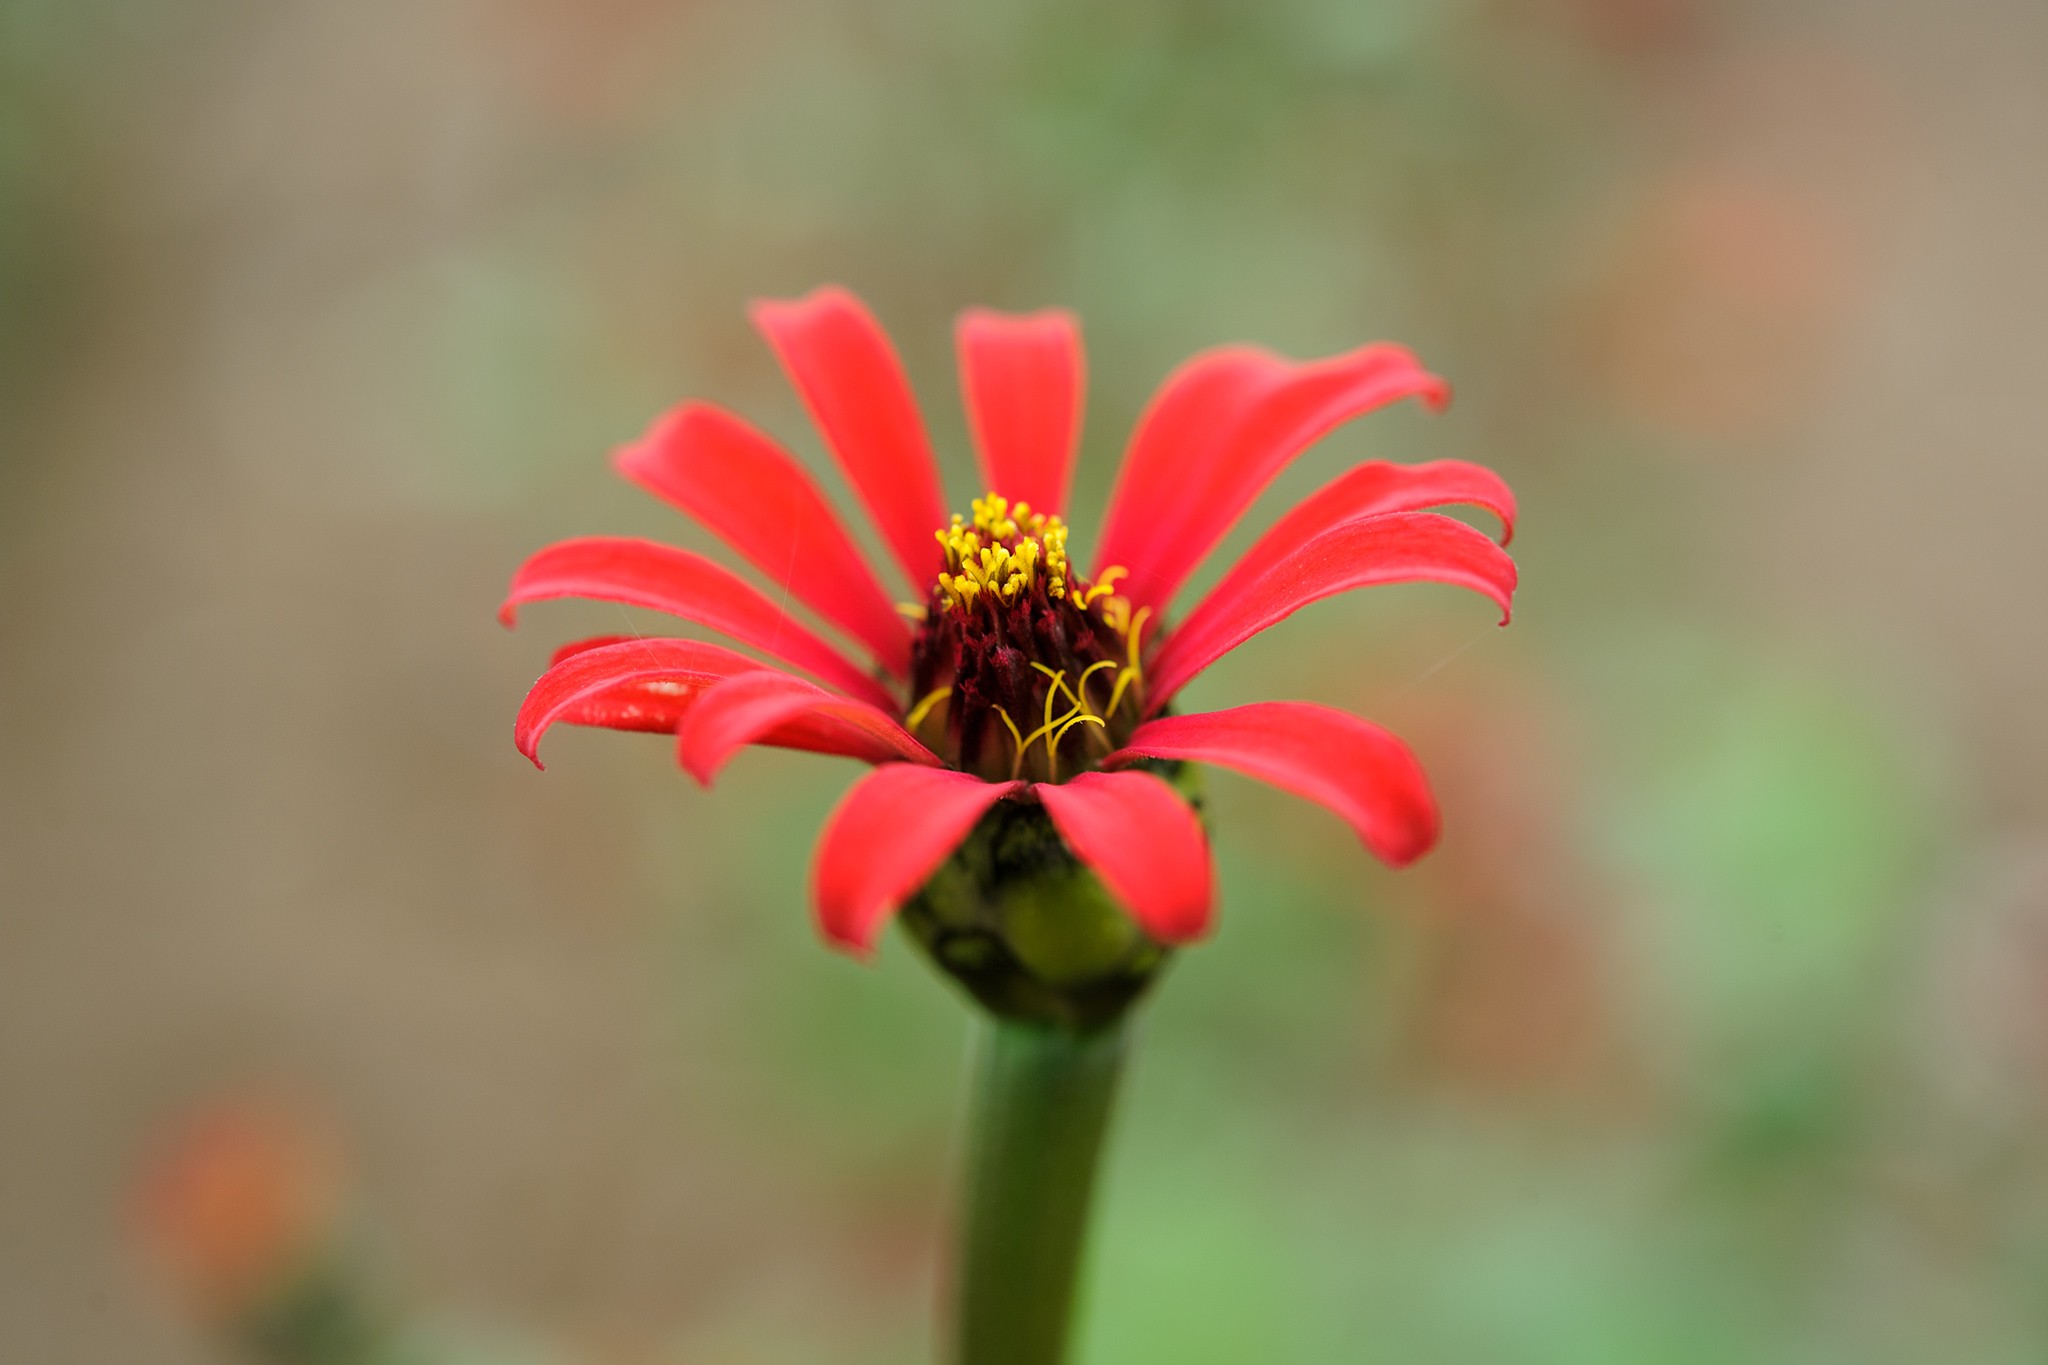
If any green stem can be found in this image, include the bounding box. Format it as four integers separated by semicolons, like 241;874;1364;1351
950;1017;1130;1365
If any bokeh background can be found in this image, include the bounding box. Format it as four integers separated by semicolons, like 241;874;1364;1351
5;0;2047;1360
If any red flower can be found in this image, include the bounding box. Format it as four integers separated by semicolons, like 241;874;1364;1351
507;288;1517;958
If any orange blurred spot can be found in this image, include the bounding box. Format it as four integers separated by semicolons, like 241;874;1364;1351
1358;660;1641;1107
1586;170;1853;438
132;1096;343;1321
1567;0;1701;56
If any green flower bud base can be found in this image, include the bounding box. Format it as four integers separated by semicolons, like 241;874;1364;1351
900;764;1198;1033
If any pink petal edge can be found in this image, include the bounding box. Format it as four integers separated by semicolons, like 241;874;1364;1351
1202;458;1517;614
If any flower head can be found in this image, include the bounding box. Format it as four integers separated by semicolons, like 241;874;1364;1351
506;289;1517;1024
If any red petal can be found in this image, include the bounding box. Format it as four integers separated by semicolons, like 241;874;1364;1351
528;634;725;736
1106;703;1439;867
501;536;895;711
752;287;949;588
1213;458;1515;601
677;670;938;785
812;767;1020;956
514;636;767;766
956;307;1084;516
1095;344;1449;615
1194;459;1516;645
1035;771;1213;944
547;633;638;665
614;403;912;676
1144;511;1518;711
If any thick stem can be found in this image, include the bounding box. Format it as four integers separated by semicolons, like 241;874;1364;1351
950;1017;1129;1365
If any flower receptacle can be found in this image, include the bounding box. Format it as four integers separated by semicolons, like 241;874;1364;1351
900;765;1201;1032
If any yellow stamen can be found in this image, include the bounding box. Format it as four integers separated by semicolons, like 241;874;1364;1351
1104;668;1137;722
1018;701;1084;776
1074;659;1119;707
1041;670;1064;740
1029;660;1088;715
993;705;1027;780
895;601;928;621
904;686;951;730
1047;712;1107;783
1083;566;1127;605
1102;605;1152;720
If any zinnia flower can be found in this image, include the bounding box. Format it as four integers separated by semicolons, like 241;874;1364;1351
506;288;1516;1018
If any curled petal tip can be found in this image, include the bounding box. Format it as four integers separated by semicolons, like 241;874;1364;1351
504;536;895;709
1113;703;1439;869
1096;340;1465;617
822;918;881;961
677;671;937;785
832;939;879;964
1379;838;1436;871
748;284;849;322
1145;511;1519;709
512;636;771;775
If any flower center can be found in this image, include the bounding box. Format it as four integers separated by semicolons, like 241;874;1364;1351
908;492;1148;783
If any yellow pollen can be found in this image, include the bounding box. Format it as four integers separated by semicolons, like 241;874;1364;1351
933;491;1075;612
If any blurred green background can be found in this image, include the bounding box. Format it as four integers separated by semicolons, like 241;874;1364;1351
4;0;2047;1361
